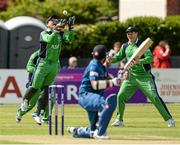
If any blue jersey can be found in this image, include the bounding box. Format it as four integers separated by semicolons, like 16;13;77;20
79;59;108;95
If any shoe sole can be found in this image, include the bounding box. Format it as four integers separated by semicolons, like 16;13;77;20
16;119;21;123
67;127;71;133
34;120;42;125
33;117;42;125
34;120;41;125
16;115;22;123
168;125;175;128
94;136;110;140
112;124;124;126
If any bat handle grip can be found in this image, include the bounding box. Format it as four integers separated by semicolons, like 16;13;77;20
123;66;129;71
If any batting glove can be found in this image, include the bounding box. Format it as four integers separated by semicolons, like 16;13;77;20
118;68;129;81
111;77;121;86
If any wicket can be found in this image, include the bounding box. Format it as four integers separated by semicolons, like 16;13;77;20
48;85;64;136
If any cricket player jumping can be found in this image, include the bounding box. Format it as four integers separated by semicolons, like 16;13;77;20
16;15;75;125
108;27;175;128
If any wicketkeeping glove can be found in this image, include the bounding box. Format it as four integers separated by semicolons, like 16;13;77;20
67;16;75;29
53;19;66;32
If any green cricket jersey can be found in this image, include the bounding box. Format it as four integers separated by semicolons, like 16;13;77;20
113;39;153;75
113;39;172;122
39;28;75;63
32;28;75;89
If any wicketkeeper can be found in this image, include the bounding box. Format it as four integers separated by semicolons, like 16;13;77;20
16;15;75;125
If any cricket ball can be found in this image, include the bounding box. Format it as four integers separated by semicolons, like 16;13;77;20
63;10;68;15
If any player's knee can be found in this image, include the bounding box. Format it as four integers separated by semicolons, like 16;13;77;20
41;86;48;95
118;94;126;102
41;86;49;102
105;94;117;111
28;86;38;93
154;95;163;103
148;91;160;102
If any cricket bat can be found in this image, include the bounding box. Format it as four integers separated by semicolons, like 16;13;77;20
124;37;153;70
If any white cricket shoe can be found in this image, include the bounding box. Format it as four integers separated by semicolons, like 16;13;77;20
111;120;124;126
20;101;28;112
16;113;22;123
167;118;175;128
33;115;42;125
67;127;76;134
67;127;79;138
93;130;109;140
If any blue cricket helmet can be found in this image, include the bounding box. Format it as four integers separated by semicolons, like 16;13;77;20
92;44;107;60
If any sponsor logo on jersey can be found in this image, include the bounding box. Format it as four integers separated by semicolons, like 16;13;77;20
90;71;99;77
51;44;59;49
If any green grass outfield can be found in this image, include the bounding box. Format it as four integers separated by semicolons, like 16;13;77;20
0;103;180;144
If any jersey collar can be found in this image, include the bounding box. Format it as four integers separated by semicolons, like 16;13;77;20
46;28;52;32
128;38;139;45
93;58;103;65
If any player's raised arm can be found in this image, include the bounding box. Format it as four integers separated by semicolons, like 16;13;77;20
62;16;76;42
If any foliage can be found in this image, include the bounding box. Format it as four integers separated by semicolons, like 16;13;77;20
61;16;180;57
0;1;180;57
0;0;116;24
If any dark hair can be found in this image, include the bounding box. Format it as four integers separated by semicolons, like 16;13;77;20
46;15;59;24
113;41;121;48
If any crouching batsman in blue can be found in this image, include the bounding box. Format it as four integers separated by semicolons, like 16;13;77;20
67;45;128;139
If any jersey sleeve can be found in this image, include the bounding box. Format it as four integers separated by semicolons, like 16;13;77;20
26;50;39;73
139;49;153;64
112;44;126;63
63;30;75;43
89;65;99;81
40;31;57;43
